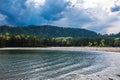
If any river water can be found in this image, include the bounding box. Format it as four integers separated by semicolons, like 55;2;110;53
0;50;113;80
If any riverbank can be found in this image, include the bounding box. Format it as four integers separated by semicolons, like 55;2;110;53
0;47;120;52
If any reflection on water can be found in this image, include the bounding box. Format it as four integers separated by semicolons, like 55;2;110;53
0;50;109;80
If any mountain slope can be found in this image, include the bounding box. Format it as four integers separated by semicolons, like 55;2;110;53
0;25;98;37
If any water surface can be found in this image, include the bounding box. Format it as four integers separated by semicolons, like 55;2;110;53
0;50;109;80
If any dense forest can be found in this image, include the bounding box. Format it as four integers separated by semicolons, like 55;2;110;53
0;33;120;47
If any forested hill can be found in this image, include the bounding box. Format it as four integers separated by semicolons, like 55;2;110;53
0;25;98;38
109;33;120;38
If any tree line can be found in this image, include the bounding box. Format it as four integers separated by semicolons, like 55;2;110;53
0;33;120;47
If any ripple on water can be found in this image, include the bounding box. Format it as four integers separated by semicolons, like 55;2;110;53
0;50;109;80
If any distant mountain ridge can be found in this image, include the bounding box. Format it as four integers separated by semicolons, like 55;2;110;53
0;25;120;38
0;25;98;38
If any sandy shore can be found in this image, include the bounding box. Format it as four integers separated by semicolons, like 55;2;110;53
0;47;120;52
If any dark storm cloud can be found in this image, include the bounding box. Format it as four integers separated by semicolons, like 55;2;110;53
0;0;71;25
0;0;27;25
40;0;70;21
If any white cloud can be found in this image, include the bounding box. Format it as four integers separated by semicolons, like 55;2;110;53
105;20;120;34
0;14;6;21
69;0;120;34
66;0;77;4
0;14;7;24
25;0;45;8
52;18;69;27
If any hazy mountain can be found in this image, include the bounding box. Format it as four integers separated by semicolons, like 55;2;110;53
0;25;99;38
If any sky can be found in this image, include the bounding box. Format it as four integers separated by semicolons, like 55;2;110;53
0;0;120;34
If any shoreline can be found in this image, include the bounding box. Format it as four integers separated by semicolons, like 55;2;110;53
0;47;120;53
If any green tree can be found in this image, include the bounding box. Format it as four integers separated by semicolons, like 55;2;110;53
114;38;120;47
99;39;105;47
94;41;98;46
88;42;92;47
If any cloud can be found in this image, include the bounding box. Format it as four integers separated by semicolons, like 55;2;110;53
25;0;45;8
39;0;70;22
0;0;120;34
0;13;7;24
0;0;70;25
53;7;94;27
105;21;120;34
0;14;6;21
111;0;120;12
111;6;120;12
0;0;27;25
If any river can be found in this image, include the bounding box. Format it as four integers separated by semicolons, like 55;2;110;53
0;50;119;80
